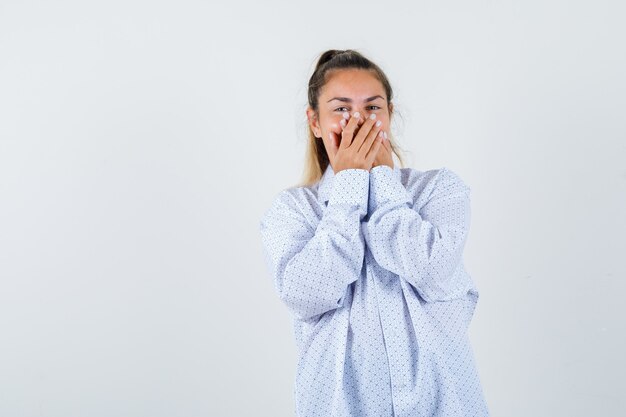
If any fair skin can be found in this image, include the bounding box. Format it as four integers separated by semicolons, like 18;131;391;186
306;68;394;173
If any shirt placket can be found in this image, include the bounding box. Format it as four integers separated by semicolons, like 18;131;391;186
368;252;413;416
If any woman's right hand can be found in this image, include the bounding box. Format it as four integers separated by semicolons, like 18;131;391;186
325;111;385;173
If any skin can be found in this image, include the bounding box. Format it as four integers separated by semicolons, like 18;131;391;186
306;68;395;173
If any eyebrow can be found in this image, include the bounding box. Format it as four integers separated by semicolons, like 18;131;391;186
327;95;385;103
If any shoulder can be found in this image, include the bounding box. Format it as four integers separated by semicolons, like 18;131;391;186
260;187;298;220
259;185;317;230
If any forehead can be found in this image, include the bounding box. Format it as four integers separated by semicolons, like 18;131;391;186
321;69;385;98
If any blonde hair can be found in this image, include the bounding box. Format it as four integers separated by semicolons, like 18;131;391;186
297;49;407;187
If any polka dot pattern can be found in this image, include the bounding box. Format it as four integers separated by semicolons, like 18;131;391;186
259;164;490;416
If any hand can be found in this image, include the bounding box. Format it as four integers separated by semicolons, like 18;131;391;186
324;111;385;173
338;112;392;170
371;130;394;169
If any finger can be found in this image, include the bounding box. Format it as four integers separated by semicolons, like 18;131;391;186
339;111;362;149
365;129;385;157
356;116;382;154
355;113;364;128
323;131;338;165
365;133;384;166
382;131;391;150
326;131;339;161
340;112;362;131
339;111;350;130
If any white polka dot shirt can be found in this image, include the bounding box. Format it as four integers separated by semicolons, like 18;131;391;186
259;163;490;417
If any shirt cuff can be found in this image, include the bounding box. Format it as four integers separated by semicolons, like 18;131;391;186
327;168;369;215
369;165;410;210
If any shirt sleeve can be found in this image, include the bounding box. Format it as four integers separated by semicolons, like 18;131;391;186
259;168;369;321
362;165;472;302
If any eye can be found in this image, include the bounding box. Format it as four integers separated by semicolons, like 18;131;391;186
334;105;382;112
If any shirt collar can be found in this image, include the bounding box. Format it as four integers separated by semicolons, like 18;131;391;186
317;164;401;203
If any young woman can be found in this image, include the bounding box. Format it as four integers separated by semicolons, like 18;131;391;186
259;49;490;417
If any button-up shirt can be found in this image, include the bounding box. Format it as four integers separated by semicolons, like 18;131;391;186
259;163;490;417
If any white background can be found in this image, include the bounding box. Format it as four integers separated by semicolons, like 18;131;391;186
1;0;624;416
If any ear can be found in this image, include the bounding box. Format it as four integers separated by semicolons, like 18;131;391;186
306;107;322;139
388;101;394;117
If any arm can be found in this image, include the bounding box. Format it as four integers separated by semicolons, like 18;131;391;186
259;169;369;321
362;165;472;302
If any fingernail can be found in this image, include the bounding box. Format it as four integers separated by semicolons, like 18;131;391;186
342;112;350;120
379;131;384;137
353;111;360;119
375;120;382;127
340;119;346;127
369;113;376;120
383;131;388;139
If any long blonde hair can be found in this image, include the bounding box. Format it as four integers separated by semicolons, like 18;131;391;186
297;49;407;188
